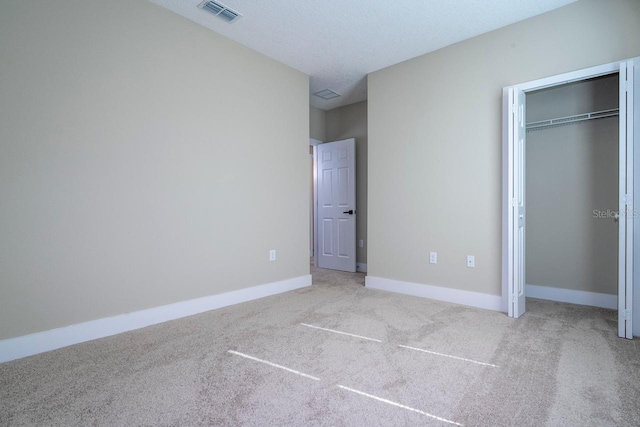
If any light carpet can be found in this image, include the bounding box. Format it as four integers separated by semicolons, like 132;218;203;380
1;265;639;426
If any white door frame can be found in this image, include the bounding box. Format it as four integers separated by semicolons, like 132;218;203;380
310;138;322;267
502;58;638;338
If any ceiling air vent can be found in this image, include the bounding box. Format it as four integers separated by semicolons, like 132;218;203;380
313;89;341;100
198;1;242;23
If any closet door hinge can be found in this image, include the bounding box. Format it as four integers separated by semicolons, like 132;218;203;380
622;309;631;321
623;194;633;205
519;104;524;125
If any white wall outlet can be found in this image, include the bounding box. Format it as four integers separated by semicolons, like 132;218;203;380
429;252;437;264
359;239;364;248
466;255;475;268
269;250;276;261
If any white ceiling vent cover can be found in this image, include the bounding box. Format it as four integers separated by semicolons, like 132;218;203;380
198;1;242;23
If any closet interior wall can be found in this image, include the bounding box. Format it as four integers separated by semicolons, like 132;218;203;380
525;74;619;299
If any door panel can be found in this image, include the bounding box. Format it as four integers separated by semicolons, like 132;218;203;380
322;219;333;256
338;168;349;205
317;139;356;272
619;60;635;338
507;88;526;318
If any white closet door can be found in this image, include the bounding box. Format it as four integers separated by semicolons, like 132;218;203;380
507;88;526;318
618;60;634;339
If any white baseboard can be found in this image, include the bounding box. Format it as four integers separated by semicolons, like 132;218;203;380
526;284;617;309
0;275;312;364
356;263;368;273
365;276;502;311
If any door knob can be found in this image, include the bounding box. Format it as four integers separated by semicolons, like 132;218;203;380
343;210;354;215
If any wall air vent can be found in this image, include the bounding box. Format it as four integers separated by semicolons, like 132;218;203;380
198;1;242;23
313;89;341;100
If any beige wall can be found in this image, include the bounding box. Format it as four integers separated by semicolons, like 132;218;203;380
0;0;309;340
526;76;618;295
326;101;368;264
310;106;327;141
368;0;640;296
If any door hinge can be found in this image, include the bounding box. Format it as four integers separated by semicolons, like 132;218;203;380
622;309;632;321
511;198;517;207
519;104;524;126
624;194;633;206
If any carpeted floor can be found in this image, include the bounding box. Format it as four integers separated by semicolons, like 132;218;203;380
1;265;639;426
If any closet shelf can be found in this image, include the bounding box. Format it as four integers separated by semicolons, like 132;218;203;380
526;108;619;132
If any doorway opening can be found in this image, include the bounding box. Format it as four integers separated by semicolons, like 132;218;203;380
503;59;637;339
525;74;619;313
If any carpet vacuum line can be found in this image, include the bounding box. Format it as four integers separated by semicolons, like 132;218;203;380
300;322;499;368
227;349;464;426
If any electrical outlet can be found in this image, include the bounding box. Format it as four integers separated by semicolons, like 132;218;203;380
429;252;437;264
359;239;364;248
466;255;475;268
269;250;276;261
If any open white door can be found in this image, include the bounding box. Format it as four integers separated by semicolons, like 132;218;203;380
618;61;634;338
317;139;356;272
506;88;527;318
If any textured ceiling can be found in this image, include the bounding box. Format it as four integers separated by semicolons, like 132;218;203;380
150;0;577;110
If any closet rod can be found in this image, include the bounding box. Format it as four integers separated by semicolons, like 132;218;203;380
526;108;619;132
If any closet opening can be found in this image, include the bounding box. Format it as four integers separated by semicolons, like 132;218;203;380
503;58;637;339
524;74;619;316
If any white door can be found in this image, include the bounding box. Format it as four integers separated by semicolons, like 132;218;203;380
618;60;635;338
507;88;527;318
317;138;356;272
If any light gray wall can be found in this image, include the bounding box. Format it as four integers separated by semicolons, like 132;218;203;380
368;0;640;297
310;106;327;142
326;101;368;264
526;76;619;295
0;0;309;340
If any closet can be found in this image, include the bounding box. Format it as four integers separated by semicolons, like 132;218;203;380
525;74;619;308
